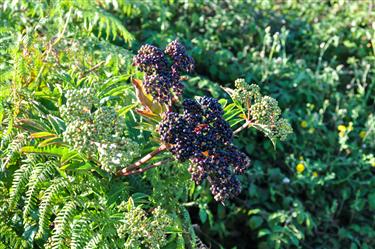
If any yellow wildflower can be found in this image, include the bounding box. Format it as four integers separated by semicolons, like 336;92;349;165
337;125;346;132
300;121;308;128
296;163;305;173
372;162;375;167
312;171;318;177
359;131;366;139
347;122;353;132
339;131;345;137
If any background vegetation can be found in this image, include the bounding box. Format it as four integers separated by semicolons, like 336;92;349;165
0;0;374;248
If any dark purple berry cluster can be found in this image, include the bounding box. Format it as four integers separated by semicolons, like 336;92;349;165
133;40;194;104
133;44;168;74
165;40;194;73
190;147;250;201
158;97;250;202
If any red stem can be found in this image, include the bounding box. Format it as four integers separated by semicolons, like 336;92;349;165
121;159;173;176
116;144;169;176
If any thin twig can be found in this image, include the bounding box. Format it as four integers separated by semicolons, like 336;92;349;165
116;144;169;176
83;61;105;75
35;7;72;84
50;7;73;47
233;119;252;135
121;159;173;176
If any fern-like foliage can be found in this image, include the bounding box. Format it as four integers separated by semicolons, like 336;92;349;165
9;158;36;208
23;161;57;221
70;217;90;249
81;6;134;42
1;0;134;44
36;178;69;239
0;132;27;169
51;200;76;249
82;233;102;249
0;220;28;249
66;0;135;42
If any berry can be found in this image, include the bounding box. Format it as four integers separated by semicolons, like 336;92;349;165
60;88;97;123
197;96;224;122
209;175;241;202
159;112;196;161
117;206;171;248
223;146;251;174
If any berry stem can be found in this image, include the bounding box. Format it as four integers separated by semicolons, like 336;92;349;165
83;61;105;75
116;144;169;176
120;159;173;176
233;119;252;135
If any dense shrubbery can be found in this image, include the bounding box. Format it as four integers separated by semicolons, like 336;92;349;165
1;0;374;249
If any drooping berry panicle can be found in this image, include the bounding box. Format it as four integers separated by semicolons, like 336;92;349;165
133;40;194;104
158;97;250;202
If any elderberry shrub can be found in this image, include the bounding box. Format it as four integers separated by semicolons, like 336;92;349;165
133;40;194;104
158;97;250;202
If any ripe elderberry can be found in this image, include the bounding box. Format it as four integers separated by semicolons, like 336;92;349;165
133;44;167;74
158;97;251;202
165;39;194;73
143;72;173;103
133;40;194;104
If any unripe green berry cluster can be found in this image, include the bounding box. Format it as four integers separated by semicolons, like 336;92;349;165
233;78;293;141
97;138;140;173
116;206;171;249
60;88;97;122
251;96;281;124
60;88;140;173
234;78;261;103
63;120;97;155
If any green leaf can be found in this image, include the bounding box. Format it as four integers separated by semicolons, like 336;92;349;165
218;98;227;108
249;215;263;230
47;115;66;134
258;229;271;238
30;132;57;139
223;103;237;113
38;137;63;147
229;118;244;127
368;192;375;210
60;151;81;165
118;103;138;116
199;208;207;224
223;109;243;122
350;242;358;249
20;146;70;157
